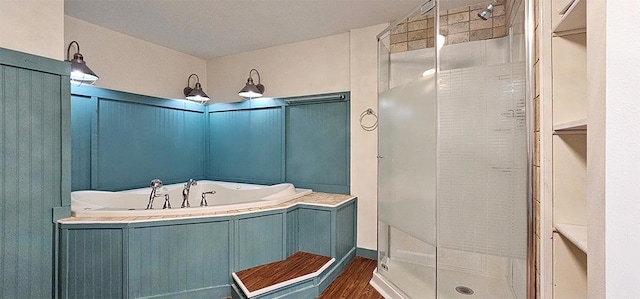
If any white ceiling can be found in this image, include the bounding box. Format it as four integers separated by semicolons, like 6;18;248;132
65;0;491;60
64;0;432;60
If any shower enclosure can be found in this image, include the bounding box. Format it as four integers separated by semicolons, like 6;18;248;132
373;0;532;298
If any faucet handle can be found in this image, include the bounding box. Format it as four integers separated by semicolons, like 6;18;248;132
201;190;216;207
188;179;197;186
162;194;171;209
150;179;163;189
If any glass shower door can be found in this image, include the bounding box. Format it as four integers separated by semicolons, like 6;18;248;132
435;1;528;298
377;1;437;297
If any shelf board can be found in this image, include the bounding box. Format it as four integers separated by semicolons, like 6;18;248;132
558;0;574;15
555;223;587;253
553;119;587;134
553;0;586;36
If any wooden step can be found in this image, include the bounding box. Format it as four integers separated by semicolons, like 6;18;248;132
232;251;334;298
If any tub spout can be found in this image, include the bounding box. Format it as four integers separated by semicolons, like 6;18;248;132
181;179;197;208
201;190;216;207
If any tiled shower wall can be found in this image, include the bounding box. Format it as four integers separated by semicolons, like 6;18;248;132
389;0;509;53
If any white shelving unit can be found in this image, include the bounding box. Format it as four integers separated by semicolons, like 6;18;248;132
552;0;586;35
548;0;589;297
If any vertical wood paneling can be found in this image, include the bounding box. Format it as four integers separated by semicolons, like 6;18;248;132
298;208;332;257
285;100;350;194
208;108;283;184
1;52;67;298
70;95;94;191
237;214;284;270
336;203;356;259
66;229;124;298
2;64;20;299
129;222;229;298
286;210;299;256
96;99;205;190
0;62;6;298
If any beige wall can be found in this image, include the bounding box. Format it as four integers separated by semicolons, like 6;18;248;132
350;24;388;250
207;25;384;250
206;33;350;102
65;16;207;100
0;0;64;60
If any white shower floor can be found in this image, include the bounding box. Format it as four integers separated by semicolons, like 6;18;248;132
380;259;515;299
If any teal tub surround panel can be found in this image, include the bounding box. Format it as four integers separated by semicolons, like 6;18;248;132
236;213;284;270
207;106;284;185
336;202;357;259
70;95;94;190
128;221;230;298
297;208;332;257
0;47;70;298
285;94;350;194
70;86;206;191
59;197;357;299
62;229;124;298
286;209;299;256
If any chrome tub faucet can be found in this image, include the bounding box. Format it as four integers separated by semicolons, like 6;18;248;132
181;179;197;208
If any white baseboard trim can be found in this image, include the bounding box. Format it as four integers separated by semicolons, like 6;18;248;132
369;268;405;299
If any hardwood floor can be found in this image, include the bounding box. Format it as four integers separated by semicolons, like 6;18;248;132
319;257;384;299
235;251;332;292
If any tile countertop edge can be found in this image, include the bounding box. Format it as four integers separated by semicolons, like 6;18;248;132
58;192;356;224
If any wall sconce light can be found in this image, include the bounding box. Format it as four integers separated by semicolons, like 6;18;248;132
183;73;210;103
238;69;265;99
66;40;99;84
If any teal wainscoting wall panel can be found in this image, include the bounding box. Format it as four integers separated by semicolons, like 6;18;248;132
297;208;332;257
207;107;284;185
236;213;284;270
70;86;206;191
286;209;299;256
63;229;124;298
70;95;94;191
285;95;350;194
129;221;230;298
0;47;70;298
97;100;204;190
335;202;357;259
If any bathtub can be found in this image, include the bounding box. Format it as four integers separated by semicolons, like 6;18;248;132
71;180;312;217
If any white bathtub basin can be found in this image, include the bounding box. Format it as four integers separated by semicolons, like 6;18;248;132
71;180;311;217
